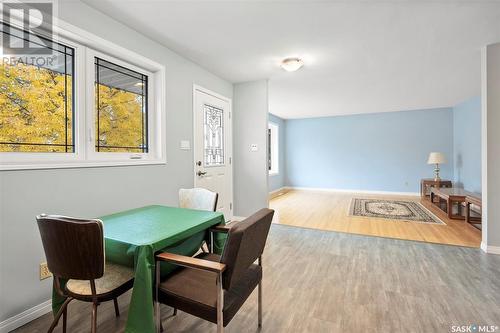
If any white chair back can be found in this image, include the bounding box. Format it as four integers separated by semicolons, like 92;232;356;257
179;188;218;211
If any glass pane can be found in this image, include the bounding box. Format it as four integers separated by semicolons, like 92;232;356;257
0;23;74;152
204;104;224;166
95;57;148;153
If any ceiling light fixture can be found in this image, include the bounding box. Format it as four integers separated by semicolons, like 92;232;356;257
280;57;304;72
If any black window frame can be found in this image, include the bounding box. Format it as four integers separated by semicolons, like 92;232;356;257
94;57;149;153
0;22;76;153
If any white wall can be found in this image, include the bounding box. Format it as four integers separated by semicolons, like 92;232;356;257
453;97;482;193
268;113;286;192
233;80;269;217
482;43;500;251
0;1;233;322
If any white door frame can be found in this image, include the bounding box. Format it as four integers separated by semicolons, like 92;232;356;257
192;84;233;220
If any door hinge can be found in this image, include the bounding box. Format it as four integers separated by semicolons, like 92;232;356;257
229;111;231;119
229;157;232;164
230;202;232;210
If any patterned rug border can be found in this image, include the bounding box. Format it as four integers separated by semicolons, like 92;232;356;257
348;198;445;225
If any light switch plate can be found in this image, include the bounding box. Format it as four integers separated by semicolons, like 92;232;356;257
250;144;258;152
180;140;191;150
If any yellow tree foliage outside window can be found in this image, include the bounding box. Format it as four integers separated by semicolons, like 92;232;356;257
0;63;146;154
95;84;145;153
0;62;73;152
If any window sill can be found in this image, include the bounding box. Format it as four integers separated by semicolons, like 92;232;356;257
0;159;166;171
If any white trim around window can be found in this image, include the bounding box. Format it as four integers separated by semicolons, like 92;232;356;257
0;14;166;171
85;49;160;163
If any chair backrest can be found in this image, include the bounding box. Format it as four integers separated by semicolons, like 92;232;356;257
36;214;105;280
179;188;218;212
220;208;274;290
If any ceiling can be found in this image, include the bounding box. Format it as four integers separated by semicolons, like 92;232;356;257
81;0;500;119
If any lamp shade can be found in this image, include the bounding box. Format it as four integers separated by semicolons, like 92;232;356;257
427;152;446;164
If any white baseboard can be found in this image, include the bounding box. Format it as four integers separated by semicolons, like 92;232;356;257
480;241;500;255
285;186;420;197
0;299;52;333
269;187;289;199
269;187;286;195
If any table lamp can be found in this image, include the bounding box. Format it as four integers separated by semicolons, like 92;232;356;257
427;152;446;181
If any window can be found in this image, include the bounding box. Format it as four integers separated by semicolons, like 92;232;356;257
0;18;166;170
268;122;279;175
204;104;224;167
0;23;75;153
94;57;148;153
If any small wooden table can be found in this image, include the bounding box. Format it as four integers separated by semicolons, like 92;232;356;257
430;187;477;220
465;195;482;225
420;178;452;198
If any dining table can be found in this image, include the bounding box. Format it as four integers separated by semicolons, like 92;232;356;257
51;205;226;333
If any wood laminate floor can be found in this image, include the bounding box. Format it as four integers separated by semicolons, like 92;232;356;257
270;190;482;247
14;225;500;332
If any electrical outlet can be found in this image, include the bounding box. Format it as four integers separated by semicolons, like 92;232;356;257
40;262;52;280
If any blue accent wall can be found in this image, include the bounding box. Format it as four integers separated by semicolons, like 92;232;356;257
269;113;286;192
284;108;455;193
453;97;482;194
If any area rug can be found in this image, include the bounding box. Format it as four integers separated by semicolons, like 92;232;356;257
349;198;444;224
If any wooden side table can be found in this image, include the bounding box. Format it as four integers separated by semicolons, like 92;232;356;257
465;195;482;225
420;178;452;198
430;187;468;219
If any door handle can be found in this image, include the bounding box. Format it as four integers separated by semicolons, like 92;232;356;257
197;171;207;176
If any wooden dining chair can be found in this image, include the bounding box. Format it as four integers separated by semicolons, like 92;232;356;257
155;208;274;333
36;214;135;333
179;187;219;252
179;187;218;212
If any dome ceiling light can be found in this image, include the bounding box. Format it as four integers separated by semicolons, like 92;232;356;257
280;57;304;72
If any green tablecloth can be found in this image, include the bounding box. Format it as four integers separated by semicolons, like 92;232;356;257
52;205;225;333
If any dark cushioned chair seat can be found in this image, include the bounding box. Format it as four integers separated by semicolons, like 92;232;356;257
158;253;262;326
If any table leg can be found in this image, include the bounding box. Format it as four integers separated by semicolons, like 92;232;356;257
447;199;453;219
465;202;470;224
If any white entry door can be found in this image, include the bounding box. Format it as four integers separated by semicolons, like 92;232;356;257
193;86;233;220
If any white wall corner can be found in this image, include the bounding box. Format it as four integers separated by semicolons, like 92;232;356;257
481;241;488;253
481;241;500;255
480;45;489;252
0;299;52;333
482;43;500;254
